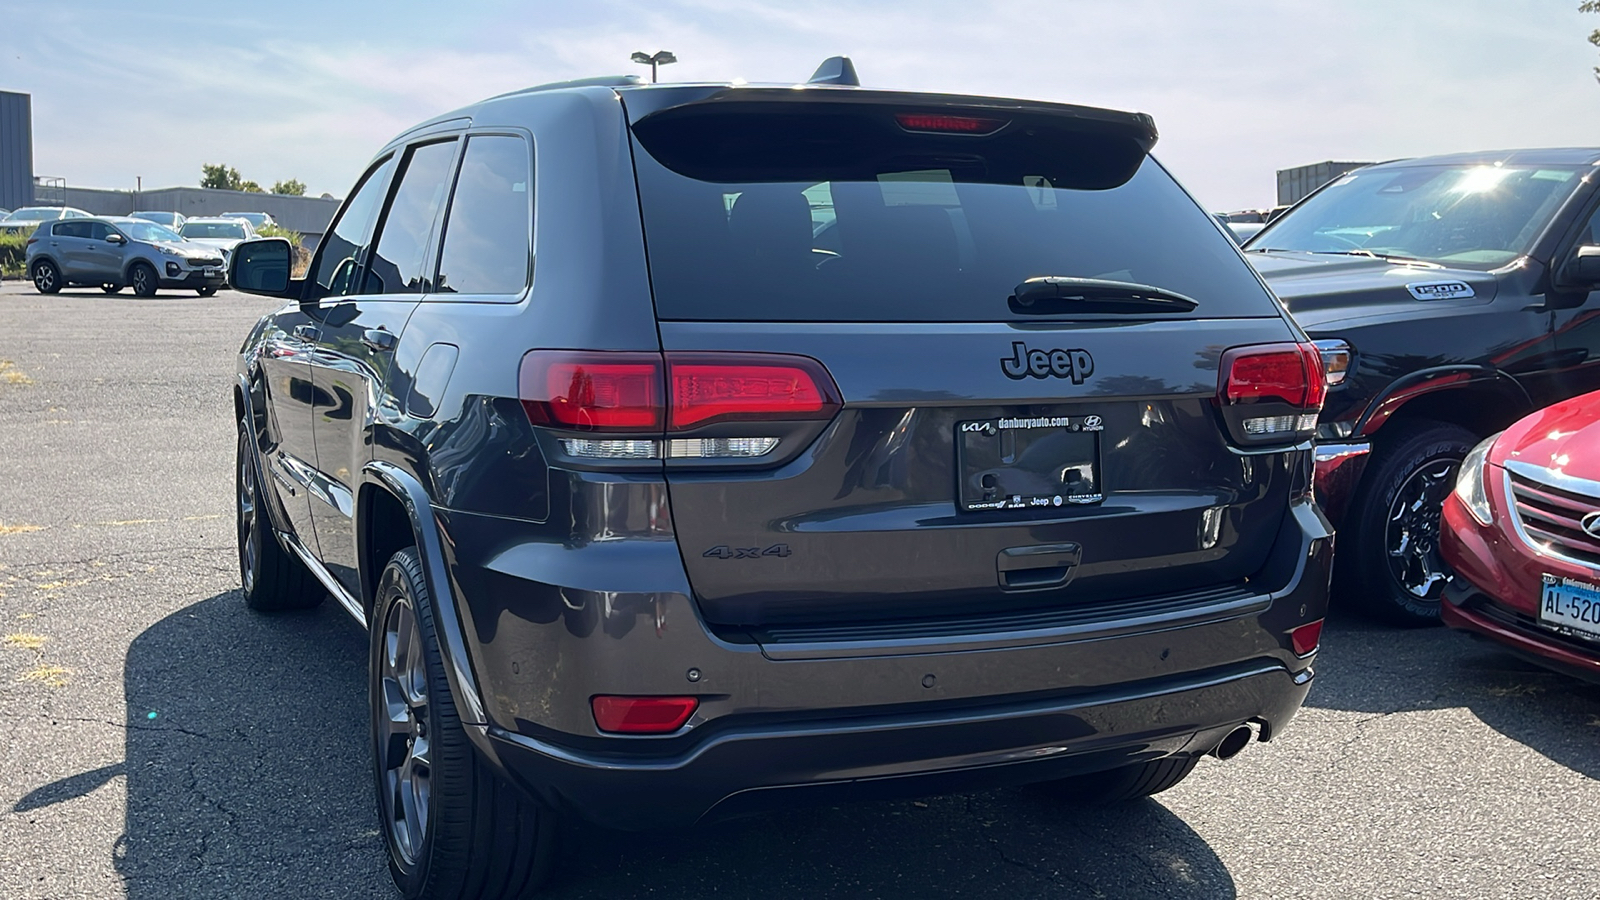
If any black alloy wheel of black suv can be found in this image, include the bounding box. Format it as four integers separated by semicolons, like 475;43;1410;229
229;60;1332;898
1243;149;1600;625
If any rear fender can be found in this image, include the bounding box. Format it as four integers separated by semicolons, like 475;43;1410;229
1354;365;1531;438
359;461;490;733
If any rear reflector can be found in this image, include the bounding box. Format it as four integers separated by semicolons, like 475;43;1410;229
591;695;699;734
1290;618;1324;656
894;113;1007;135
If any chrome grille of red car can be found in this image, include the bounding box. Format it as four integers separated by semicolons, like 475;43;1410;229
1506;467;1600;568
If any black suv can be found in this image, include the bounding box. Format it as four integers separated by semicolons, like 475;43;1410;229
1244;149;1600;624
230;63;1332;897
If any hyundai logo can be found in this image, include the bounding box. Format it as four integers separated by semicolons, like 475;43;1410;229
1583;511;1600;540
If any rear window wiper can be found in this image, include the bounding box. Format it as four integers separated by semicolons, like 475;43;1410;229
1010;276;1199;314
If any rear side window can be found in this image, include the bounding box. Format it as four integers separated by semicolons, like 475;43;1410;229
434;135;532;297
366;140;459;295
53;221;88;238
629;110;1274;322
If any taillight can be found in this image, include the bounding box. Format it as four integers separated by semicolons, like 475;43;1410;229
519;350;841;460
519;351;664;431
25;237;37;246
1215;342;1324;444
667;354;838;429
591;695;698;734
1290;618;1324;657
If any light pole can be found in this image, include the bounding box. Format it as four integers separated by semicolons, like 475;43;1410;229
630;50;677;83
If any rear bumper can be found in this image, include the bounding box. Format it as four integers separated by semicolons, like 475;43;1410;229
487;661;1312;830
432;487;1332;828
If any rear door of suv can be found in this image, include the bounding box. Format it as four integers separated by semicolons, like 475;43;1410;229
621;90;1316;634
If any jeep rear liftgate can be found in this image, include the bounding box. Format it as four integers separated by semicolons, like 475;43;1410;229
624;87;1310;627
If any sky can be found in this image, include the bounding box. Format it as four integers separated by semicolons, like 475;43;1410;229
1;0;1598;212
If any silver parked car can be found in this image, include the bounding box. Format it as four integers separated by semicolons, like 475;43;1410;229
25;216;226;297
0;206;92;235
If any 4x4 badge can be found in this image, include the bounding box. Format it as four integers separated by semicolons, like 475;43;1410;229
1001;342;1095;383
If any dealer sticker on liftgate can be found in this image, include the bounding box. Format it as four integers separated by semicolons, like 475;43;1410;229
957;414;1104;512
1538;574;1600;642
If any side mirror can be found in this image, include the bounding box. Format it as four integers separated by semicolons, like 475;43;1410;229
106;232;125;244
1562;245;1600;288
230;237;295;297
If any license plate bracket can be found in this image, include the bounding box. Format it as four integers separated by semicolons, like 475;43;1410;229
1538;574;1600;643
957;415;1103;512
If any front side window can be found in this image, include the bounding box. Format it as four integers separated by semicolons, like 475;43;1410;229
311;155;397;297
1249;164;1586;268
365;140;459;295
87;222;113;241
435;135;532;297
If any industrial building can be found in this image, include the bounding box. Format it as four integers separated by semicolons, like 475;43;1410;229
1276;160;1374;206
0;90;33;211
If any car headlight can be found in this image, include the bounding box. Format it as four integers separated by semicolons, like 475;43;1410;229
1452;432;1501;526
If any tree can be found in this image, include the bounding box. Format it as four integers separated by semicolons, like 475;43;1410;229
1585;1;1600;81
271;179;307;196
200;163;245;191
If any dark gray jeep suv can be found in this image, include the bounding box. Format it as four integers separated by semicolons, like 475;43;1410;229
229;62;1332;898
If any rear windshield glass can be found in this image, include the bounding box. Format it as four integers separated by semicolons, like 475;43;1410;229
629;115;1274;322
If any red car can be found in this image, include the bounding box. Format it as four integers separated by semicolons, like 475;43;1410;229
1441;389;1600;682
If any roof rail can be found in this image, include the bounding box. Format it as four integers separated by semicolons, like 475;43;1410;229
491;74;644;101
807;56;860;87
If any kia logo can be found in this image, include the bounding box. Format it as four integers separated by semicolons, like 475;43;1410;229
1583;511;1600;540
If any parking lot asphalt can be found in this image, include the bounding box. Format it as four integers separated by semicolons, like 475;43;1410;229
1;279;1599;899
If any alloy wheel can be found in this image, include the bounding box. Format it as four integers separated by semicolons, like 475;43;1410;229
33;263;56;293
378;596;432;865
1384;458;1460;600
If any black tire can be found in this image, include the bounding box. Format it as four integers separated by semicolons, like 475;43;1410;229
129;262;159;297
236;416;324;611
197;285;218;297
101;283;123;294
1339;419;1476;626
1037;755;1199;804
31;259;61;294
371;546;556;900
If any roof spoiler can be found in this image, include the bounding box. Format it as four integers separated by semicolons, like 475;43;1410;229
807;56;860;87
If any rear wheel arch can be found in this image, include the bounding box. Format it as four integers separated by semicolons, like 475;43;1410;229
1363;380;1528;445
359;481;417;619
